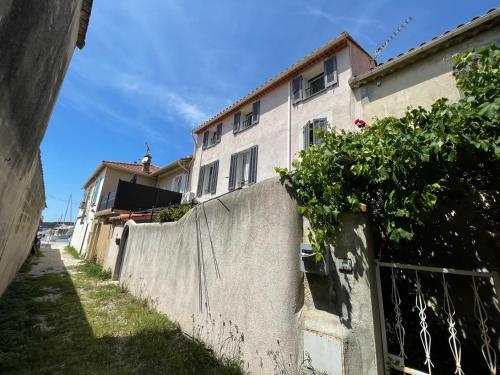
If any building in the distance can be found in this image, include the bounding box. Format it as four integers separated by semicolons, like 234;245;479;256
70;152;192;259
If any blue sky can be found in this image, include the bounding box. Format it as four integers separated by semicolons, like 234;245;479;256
41;0;498;221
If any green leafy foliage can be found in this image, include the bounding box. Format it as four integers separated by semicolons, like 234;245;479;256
156;205;191;223
277;45;499;257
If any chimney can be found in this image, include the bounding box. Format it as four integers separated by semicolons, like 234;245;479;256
141;153;152;174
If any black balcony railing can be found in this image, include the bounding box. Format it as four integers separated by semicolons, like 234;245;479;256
305;80;325;98
97;180;182;212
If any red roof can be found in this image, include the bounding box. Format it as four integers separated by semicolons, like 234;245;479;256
103;161;161;174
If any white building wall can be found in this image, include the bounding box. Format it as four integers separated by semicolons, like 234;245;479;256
70;169;106;255
191;83;290;202
189;45;360;201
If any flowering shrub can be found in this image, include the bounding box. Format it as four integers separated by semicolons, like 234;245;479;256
277;45;499;258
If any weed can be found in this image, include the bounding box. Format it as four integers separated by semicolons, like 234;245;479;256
64;246;79;259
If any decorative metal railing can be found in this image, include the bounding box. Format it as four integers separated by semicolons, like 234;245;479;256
376;261;497;375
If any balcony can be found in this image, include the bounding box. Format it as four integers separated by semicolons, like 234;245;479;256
97;180;182;213
304;74;325;98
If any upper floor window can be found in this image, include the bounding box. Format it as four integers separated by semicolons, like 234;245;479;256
171;174;187;193
202;123;222;150
233;100;260;133
228;145;258;191
292;56;338;104
196;160;219;197
90;177;103;206
303;118;327;149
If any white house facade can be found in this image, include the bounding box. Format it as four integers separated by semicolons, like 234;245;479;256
189;33;374;202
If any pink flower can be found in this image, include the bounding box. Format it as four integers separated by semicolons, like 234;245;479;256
354;119;368;129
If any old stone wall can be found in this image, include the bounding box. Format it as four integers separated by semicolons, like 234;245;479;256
0;0;84;295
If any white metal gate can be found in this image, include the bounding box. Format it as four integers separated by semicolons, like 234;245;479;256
375;261;498;375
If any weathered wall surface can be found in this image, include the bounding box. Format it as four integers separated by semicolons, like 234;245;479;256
357;27;500;121
103;222;124;274
301;214;382;375
0;0;84;295
117;177;303;373
0;155;45;295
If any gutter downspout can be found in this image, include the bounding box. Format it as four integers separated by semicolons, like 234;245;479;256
287;82;292;169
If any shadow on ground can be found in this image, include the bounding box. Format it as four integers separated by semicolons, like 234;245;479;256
0;247;244;375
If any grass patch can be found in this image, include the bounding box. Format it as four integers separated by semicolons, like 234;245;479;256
0;247;246;375
80;262;112;280
64;246;79;259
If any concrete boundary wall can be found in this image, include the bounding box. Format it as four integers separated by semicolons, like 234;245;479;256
0;155;45;295
117;177;303;373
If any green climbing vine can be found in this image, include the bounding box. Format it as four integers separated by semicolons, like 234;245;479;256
276;45;500;259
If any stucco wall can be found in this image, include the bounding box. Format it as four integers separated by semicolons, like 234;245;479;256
191;83;290;202
100;167;156;198
357;27;500;121
0;0;83;295
103;222;124;274
116;177;303;373
156;168;188;192
290;46;357;159
71;169;105;254
0;155;45;296
190;45;362;202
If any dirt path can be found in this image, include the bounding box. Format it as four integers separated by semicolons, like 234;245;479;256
0;245;245;375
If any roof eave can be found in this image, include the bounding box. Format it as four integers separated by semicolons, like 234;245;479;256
76;0;93;49
152;157;193;177
350;8;500;88
192;33;356;134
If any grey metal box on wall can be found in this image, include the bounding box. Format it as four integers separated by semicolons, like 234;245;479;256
299;243;329;275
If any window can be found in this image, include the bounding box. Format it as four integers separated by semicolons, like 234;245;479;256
196;161;219;196
228;145;258;191
171;174;186;193
90;177;103;206
306;73;325;97
202;123;222;149
303;118;327;149
292;55;338;103
232;100;260;133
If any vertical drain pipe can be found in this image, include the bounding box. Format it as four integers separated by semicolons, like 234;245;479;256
287;81;292;169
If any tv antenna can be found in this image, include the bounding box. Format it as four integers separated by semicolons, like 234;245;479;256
373;16;413;59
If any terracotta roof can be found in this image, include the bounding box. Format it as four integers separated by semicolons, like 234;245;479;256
350;8;500;87
103;161;161;174
193;32;373;134
82;160;160;188
76;0;93;49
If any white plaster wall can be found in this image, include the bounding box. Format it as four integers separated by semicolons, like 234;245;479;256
357;28;500;121
103;222;124;274
117;177;303;373
70;169;106;255
190;45;360;202
291;47;357;159
100;167;156;198
156;169;188;192
190;83;290;202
